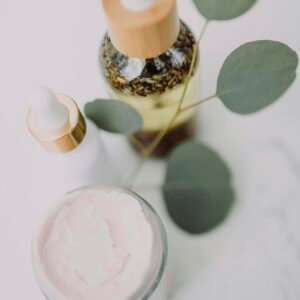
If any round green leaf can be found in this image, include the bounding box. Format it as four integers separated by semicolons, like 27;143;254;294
192;0;256;20
84;99;143;134
163;142;234;234
217;40;298;114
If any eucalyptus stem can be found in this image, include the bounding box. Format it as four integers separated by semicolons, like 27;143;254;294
125;22;210;188
144;47;198;156
129;135;145;151
198;20;209;43
181;94;217;112
124;46;198;188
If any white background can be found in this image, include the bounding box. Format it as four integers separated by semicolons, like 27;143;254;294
1;0;300;299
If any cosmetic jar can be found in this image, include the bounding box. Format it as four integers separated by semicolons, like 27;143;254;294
32;186;167;300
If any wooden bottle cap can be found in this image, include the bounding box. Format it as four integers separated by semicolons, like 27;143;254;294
102;0;180;58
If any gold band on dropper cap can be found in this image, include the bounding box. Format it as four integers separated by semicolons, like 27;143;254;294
27;95;86;154
102;0;180;58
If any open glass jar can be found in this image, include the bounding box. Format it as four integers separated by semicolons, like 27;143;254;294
99;0;199;157
32;186;167;300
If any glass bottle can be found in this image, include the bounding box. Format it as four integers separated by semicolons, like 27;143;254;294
99;0;199;157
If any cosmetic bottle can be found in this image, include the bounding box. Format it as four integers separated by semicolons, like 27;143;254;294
99;0;199;157
32;186;167;300
27;86;113;193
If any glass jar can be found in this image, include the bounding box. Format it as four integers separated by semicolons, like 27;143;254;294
32;186;167;300
99;20;199;157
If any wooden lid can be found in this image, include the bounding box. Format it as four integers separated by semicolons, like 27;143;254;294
102;0;180;58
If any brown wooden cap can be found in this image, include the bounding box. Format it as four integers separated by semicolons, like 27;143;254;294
102;0;180;58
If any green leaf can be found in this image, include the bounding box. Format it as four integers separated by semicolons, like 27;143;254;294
217;40;298;114
193;0;256;20
163;141;234;234
84;99;143;134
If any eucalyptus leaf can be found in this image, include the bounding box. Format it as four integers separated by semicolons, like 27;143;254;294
163;142;234;234
217;40;298;114
84;99;143;134
193;0;256;20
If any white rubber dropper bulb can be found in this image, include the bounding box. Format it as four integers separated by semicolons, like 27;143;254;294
120;0;155;11
29;86;69;132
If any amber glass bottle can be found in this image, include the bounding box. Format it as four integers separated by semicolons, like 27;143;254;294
100;0;199;157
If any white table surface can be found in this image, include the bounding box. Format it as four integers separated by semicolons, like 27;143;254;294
1;0;300;299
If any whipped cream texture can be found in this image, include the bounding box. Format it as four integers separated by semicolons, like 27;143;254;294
34;188;154;300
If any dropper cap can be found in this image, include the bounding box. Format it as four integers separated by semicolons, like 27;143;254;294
102;0;180;58
27;86;86;154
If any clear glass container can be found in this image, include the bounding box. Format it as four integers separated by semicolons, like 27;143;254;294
32;186;167;300
99;20;199;157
